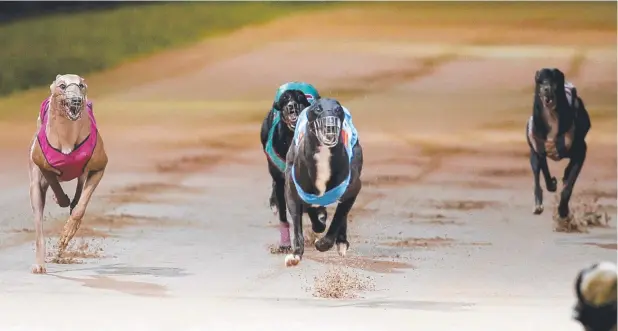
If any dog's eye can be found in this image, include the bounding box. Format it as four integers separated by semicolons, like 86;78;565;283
59;84;66;90
78;83;85;89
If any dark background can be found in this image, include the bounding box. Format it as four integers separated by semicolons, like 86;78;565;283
0;1;149;24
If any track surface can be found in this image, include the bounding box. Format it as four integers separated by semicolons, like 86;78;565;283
0;9;616;331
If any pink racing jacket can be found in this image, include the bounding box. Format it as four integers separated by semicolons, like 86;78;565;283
36;97;98;182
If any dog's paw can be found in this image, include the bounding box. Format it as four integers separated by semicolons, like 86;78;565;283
546;177;557;192
270;206;279;216
314;237;335;252
553;213;587;233
284;254;301;267
31;264;46;274
533;204;544;215
53;193;70;208
336;241;350;257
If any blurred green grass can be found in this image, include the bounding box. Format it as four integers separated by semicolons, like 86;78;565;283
0;2;331;97
0;1;614;123
349;1;617;30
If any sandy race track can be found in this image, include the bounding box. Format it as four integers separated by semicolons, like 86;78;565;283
0;8;616;331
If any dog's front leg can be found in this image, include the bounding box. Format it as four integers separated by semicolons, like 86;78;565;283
284;197;304;267
558;142;587;219
273;176;292;251
315;195;357;254
57;169;105;255
530;151;544;214
29;163;49;273
335;204;350;258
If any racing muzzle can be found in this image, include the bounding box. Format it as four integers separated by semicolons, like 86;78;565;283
312;116;341;148
539;82;556;108
282;102;303;130
57;83;86;121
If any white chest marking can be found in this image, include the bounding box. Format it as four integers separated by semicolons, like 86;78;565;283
61;147;73;155
313;146;331;196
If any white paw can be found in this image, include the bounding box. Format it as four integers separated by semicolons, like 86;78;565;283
284;254;301;267
533;205;544;215
270;204;279;216
31;264;46;274
337;243;348;257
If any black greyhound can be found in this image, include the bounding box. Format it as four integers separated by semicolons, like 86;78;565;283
283;98;363;267
260;89;326;252
526;68;591;224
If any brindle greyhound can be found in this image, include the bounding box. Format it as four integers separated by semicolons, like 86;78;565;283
572;262;617;331
260;85;325;252
29;74;108;274
283;98;362;267
526;68;591;225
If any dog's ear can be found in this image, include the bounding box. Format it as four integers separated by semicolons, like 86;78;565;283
534;70;541;83
334;104;345;120
272;101;282;111
80;76;88;89
306;102;322;122
274;90;292;111
294;90;310;107
50;75;61;93
552;68;565;84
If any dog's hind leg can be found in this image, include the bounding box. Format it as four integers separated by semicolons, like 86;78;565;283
29;162;49;274
269;180;278;216
315;195;357;254
530;150;544;214
57;169;105;255
70;173;86;216
41;170;70;208
307;206;327;234
558;142;587;219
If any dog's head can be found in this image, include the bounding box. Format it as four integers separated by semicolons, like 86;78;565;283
273;89;311;131
535;68;566;110
50;74;88;121
306;98;345;148
573;261;617;331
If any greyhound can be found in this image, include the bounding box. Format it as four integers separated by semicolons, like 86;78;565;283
526;68;591;226
260;82;324;252
28;74;108;274
283;98;363;267
572;262;617;331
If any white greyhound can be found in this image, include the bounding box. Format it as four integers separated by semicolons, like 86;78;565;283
28;74;108;274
